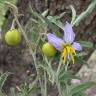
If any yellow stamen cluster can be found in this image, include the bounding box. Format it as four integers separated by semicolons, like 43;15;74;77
61;44;76;64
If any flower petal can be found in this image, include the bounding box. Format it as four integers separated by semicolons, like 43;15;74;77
72;42;82;51
47;33;64;51
63;22;75;43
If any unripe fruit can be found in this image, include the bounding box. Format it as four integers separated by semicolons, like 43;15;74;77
42;43;57;57
5;29;21;46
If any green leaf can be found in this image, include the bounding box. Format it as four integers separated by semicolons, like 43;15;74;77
76;52;87;57
0;0;17;27
59;71;80;82
70;5;77;25
38;62;55;83
0;0;6;4
73;92;86;96
59;12;66;19
0;73;9;89
75;56;88;66
73;0;96;26
47;16;64;29
41;9;49;17
70;82;96;95
29;4;59;32
79;41;93;48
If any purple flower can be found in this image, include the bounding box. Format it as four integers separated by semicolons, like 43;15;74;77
47;22;82;64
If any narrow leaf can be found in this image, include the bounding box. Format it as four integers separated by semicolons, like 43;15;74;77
70;82;96;94
79;41;93;48
70;5;76;25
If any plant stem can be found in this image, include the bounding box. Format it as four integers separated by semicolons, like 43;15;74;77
5;2;44;95
64;62;69;96
65;61;69;72
57;58;62;75
44;71;47;96
56;58;63;96
57;82;62;96
14;14;44;96
14;14;38;72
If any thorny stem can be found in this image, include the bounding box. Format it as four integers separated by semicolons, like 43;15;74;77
57;82;62;96
56;60;69;96
65;81;69;96
5;1;43;95
44;71;47;96
15;13;38;74
57;58;63;75
11;19;16;30
56;58;63;96
65;61;69;72
65;61;71;96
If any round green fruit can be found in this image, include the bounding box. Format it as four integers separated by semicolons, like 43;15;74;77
5;29;22;46
42;43;57;57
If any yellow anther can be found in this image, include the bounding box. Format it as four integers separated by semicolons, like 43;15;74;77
61;45;76;64
71;47;76;55
62;48;67;63
70;52;75;64
66;46;70;53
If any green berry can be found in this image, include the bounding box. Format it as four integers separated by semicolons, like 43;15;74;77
42;43;57;57
5;29;21;46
